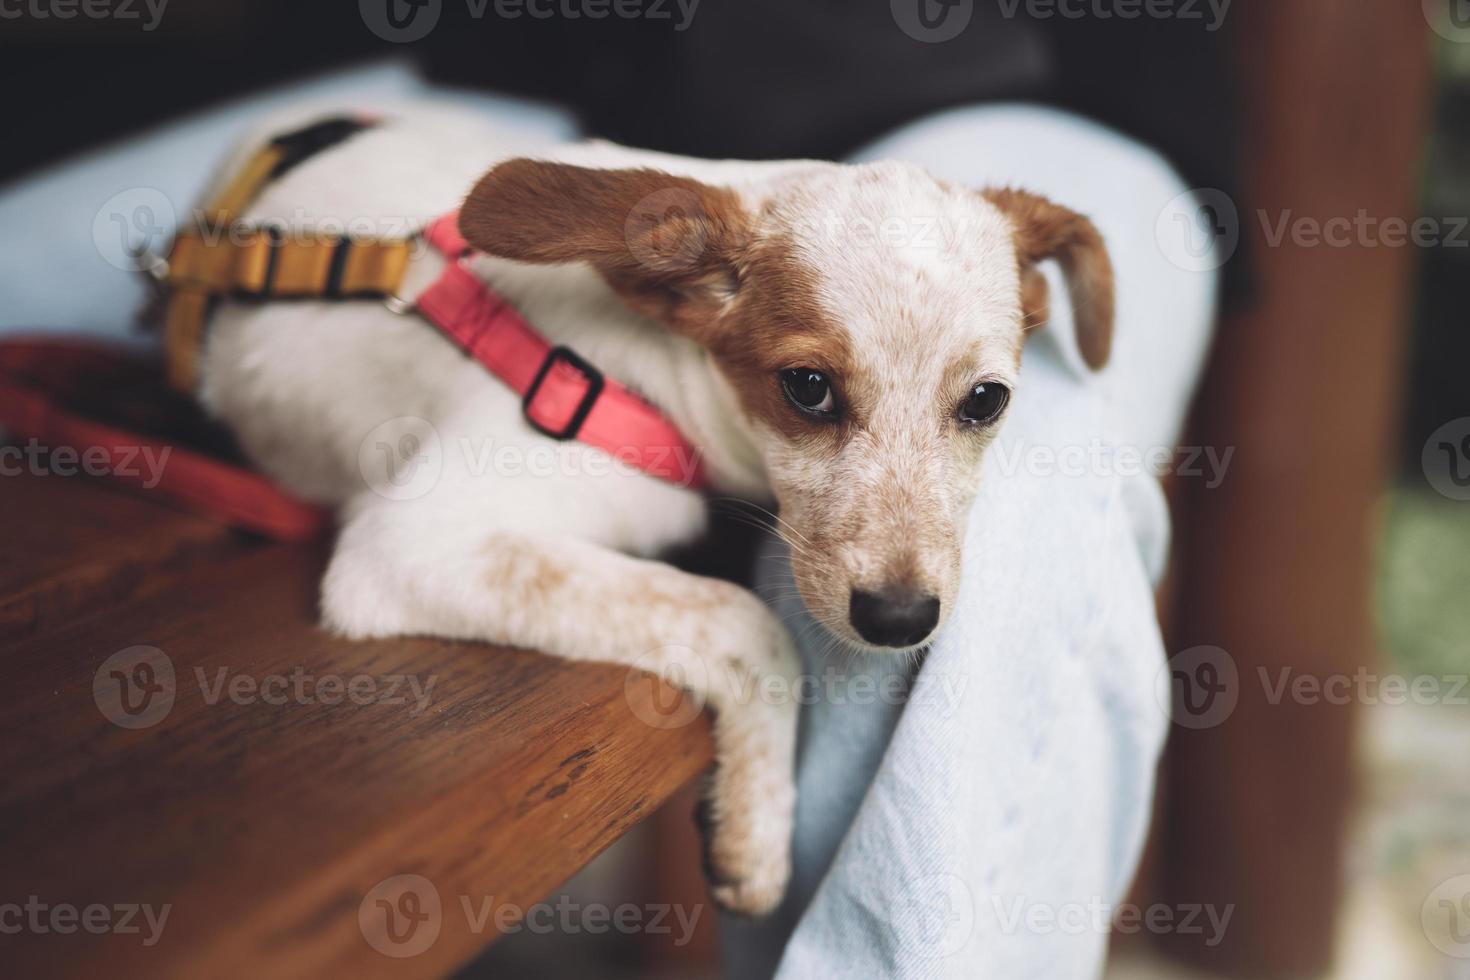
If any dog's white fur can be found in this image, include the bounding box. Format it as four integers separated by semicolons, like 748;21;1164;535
192;106;1110;915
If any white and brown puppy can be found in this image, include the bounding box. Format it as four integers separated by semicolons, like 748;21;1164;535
196;110;1112;916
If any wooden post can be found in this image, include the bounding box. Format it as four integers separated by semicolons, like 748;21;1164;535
1157;2;1433;975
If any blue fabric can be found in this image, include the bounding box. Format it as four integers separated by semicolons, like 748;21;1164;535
722;106;1217;979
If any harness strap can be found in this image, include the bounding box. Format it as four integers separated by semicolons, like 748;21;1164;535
158;121;708;491
163;117;381;390
416;215;705;486
165;232;414;297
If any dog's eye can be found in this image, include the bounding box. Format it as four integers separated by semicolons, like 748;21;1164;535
958;382;1010;426
780;368;837;418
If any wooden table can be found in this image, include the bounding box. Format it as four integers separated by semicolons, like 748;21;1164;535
0;471;713;978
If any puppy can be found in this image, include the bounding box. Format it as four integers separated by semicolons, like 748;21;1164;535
195;109;1113;916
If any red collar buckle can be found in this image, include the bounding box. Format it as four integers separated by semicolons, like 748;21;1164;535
415;211;708;490
523;346;605;441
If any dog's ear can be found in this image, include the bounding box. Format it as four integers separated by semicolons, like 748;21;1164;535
459;159;751;337
982;188;1114;370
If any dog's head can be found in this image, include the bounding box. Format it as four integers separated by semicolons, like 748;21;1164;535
460;157;1112;652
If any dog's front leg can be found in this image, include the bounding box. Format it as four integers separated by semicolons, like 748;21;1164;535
322;517;799;917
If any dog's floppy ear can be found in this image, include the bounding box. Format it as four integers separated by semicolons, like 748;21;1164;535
983;187;1114;370
459;159;751;336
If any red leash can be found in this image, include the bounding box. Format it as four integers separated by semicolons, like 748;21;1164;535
0;336;328;541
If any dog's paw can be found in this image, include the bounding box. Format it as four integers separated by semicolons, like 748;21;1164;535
696;769;795;918
702;826;792;918
688;591;800;918
708;864;790;919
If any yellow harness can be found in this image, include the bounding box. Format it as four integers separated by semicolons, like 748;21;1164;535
157;117;413;391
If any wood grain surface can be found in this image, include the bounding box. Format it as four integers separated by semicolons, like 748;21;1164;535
0;473;713;979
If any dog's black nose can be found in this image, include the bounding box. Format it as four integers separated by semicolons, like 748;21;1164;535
848;588;941;648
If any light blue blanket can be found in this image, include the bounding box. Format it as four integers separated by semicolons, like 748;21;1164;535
723;108;1217;979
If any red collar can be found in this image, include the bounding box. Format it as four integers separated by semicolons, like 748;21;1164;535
416;212;707;490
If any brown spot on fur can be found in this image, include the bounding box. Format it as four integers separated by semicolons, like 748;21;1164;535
983;187;1114;369
459;160;752;335
705;231;857;446
484;534;570;600
1020;265;1050;334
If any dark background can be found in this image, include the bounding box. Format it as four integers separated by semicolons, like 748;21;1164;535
1;1;1241;225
